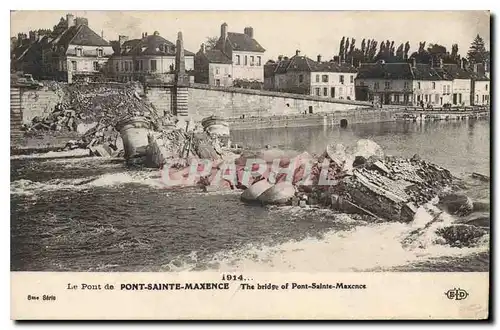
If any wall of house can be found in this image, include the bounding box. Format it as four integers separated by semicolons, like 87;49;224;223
108;55;194;75
355;78;413;104
185;84;372;121
232;50;264;82
66;44;114;57
208;63;233;86
274;71;311;94
473;81;490;105
413;80;450;106
309;72;356;100
66;55;110;73
451;79;471;106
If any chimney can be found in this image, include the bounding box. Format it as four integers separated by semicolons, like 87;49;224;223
66;13;74;27
439;58;443;68
200;43;206;53
317;54;322;62
118;35;129;48
295;49;301;56
75;17;88;26
244;27;254;39
338;56;341;65
411;58;417;68
461;58;467;70
221;22;228;50
29;31;35;42
283;56;289;61
145;32;148;37
153;31;160;36
278;55;283;62
17;33;24;47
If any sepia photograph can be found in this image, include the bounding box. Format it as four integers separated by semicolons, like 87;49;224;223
9;9;491;320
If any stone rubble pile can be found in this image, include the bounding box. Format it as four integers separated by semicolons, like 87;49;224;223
23;83;171;157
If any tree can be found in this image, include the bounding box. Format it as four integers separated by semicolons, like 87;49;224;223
344;38;350;61
339;36;345;61
396;43;404;60
467;34;488;64
205;36;219;50
361;39;366;55
404;41;410;59
368;40;378;61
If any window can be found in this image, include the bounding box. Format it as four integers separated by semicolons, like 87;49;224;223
447;85;451;94
339;75;344;84
349;87;353;95
115;62;119;72
331;87;335;98
250;56;254;66
315;88;320;96
125;61;129;71
216;67;220;75
316;74;320;83
236;55;240;65
374;82;379;90
404;81;410;89
486;84;488;91
140;60;143;70
417;82;421;89
244;56;248;65
339;87;343;95
432;82;436;89
121;62;124;71
97;48;103;57
299;74;303;83
395;94;400;103
257;56;261;66
135;60;139;71
350;75;354;83
215;79;221;87
425;94;428;102
76;47;82;56
323;87;328;96
322;75;329;82
417;95;421;102
443;85;446;94
93;61;99;71
151;59;157;72
384;81;391;89
71;61;77;71
435;94;439;103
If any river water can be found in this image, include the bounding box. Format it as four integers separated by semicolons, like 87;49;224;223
11;119;490;272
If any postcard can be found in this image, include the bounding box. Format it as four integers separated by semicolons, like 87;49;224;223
10;10;490;320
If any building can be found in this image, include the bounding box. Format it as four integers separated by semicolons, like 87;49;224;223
214;23;266;83
470;63;490;106
108;31;195;83
194;43;233;86
356;59;455;106
269;51;357;99
43;14;113;82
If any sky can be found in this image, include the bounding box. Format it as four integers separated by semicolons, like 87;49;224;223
10;11;490;62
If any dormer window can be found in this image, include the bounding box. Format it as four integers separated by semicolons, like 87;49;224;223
97;48;103;57
159;45;164;52
75;47;82;56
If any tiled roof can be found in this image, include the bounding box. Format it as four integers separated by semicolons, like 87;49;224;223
116;34;194;56
198;49;232;64
217;32;265;53
11;44;31;61
357;63;413;80
55;25;110;48
441;64;474;80
274;55;357;74
412;63;443;81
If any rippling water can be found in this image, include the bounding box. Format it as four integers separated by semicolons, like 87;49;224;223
11;119;490;272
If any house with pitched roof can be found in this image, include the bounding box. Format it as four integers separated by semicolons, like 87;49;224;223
356;59;453;106
107;31;195;83
37;14;114;82
269;51;358;99
194;43;233;86
470;63;490;106
214;23;266;83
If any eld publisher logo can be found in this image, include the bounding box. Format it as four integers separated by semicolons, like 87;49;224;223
445;288;469;301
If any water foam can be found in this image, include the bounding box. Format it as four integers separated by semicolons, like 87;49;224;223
11;171;165;196
162;205;488;272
